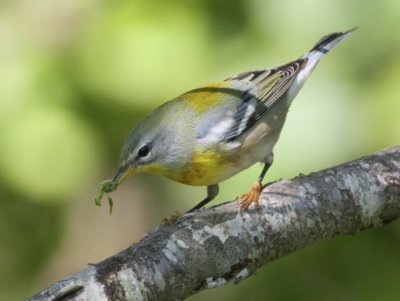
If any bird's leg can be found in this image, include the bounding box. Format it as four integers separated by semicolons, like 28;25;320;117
187;184;219;213
238;154;273;211
161;184;219;225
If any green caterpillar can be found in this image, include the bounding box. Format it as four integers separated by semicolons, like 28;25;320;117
95;180;118;214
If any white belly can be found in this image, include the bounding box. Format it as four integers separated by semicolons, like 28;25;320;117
215;104;289;183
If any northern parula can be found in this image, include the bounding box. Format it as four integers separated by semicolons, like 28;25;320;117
95;28;355;214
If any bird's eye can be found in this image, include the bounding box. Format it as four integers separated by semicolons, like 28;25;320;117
138;145;150;157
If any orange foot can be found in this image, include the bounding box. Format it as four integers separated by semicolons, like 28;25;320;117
238;181;262;211
161;211;182;225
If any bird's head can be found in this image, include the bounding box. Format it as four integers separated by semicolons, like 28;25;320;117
94;99;194;211
113;101;193;185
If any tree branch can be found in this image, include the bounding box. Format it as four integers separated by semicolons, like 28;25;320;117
27;146;400;301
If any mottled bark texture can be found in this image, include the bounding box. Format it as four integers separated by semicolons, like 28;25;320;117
27;146;400;301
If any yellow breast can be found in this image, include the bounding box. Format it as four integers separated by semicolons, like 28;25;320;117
179;148;232;185
147;148;231;186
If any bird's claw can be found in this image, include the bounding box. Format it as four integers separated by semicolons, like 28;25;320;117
237;181;262;211
161;211;182;225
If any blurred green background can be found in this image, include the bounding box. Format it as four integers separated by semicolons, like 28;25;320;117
0;0;399;300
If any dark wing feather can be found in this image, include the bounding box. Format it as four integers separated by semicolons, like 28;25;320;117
222;58;307;141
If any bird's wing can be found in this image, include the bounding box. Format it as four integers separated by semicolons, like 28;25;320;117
221;58;307;141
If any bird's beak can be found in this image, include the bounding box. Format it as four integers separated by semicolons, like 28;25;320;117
112;164;136;184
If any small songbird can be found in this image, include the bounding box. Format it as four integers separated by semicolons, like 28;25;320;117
95;28;356;214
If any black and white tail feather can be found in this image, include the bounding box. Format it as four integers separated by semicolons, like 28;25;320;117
222;28;356;141
295;27;357;91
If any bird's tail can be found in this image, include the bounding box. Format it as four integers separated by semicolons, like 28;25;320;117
301;28;357;64
309;27;357;55
286;28;356;100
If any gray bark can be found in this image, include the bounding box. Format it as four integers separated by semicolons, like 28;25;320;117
27;146;400;301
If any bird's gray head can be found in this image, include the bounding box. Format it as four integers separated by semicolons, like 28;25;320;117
112;102;192;184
